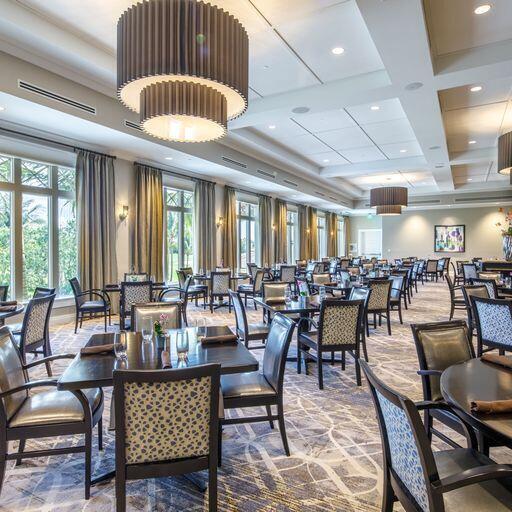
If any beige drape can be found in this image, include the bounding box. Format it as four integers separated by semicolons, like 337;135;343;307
308;207;318;261
133;164;164;281
259;195;273;266
194;180;216;271
221;186;237;270
274;199;287;263
76;150;118;290
298;204;309;260
344;216;351;256
326;212;338;257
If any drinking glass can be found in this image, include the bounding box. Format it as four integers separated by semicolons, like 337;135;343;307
319;285;326;302
141;319;153;344
176;330;189;361
196;317;207;342
284;287;292;304
114;331;128;360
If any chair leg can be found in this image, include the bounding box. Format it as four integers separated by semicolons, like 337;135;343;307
449;303;454;321
98;417;103;451
373;313;376;328
277;401;290;456
355;353;361;386
217;425;223;467
398;302;403;324
381;471;395;512
115;468;126;512
331;351;335;365
0;440;6;496
74;312;79;334
424;410;433;442
104;310;108;332
386;311;391;336
297;344;302;374
84;430;92;500
208;456;218;512
341;351;346;371
15;439;25;466
266;405;275;429
318;355;324;390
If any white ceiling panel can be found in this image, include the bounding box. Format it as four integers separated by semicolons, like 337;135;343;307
346;98;406;125
251;0;345;25
250;119;307;141
293;109;355;134
362;118;416;145
379;141;423;159
487;172;510;182
278;134;330;155
439;79;512;111
308;151;349;166
341;146;385;163
316;126;374;150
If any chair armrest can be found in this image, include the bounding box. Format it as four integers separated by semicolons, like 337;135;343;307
414;400;452;412
24;354;76;370
0;379;58;397
299;317;318;331
433;464;512;493
417;369;443;377
87;290;110;304
159;287;182;300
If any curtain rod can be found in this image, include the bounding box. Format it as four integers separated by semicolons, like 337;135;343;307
0;126;117;160
135;161;216;185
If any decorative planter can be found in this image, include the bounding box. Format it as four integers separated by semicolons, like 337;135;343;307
504;235;512;262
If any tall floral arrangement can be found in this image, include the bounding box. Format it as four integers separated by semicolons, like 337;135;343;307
496;208;512;236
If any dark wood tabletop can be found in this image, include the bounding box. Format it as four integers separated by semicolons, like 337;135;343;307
57;327;259;391
441;357;512;447
0;304;24;326
253;296;321;314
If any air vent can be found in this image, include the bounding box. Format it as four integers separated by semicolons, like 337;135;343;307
315;191;326;197
283;179;298;188
124;120;142;131
328;196;338;202
257;169;276;179
18;80;96;115
408;200;442;206
454;196;510;204
222;156;247;168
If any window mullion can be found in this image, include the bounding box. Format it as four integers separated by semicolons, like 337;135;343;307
12;158;23;301
51;166;59;292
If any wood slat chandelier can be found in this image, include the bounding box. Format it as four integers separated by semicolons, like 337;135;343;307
498;131;512;183
117;0;249;143
370;186;408;215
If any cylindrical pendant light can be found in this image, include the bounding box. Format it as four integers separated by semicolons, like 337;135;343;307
498;131;512;176
370;186;408;209
117;0;248;142
376;205;402;216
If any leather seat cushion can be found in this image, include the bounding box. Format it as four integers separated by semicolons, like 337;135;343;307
9;388;102;428
221;372;275;399
80;300;107;310
248;323;269;336
435;449;512;511
189;285;207;293
237;284;253;292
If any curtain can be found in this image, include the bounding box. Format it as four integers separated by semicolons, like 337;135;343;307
221;186;237;270
326;212;338;257
133;164;164;281
274;199;287;263
259;195;273;266
308;207;318;261
298;204;309;260
344;216;351;256
194;180;216;271
76;150;118;291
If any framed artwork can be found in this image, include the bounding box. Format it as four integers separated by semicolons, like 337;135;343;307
434;225;465;253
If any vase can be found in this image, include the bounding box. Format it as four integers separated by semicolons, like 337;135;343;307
503;235;512;262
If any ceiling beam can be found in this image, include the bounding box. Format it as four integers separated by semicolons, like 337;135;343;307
321;156;428;178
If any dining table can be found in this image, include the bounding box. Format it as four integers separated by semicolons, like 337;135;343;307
0;304;24;327
58;327;259;487
441;357;512;450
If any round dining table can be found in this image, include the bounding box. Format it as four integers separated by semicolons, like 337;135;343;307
0;304;24;327
441;357;512;449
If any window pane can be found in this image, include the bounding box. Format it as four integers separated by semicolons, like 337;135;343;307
183;212;194;269
58;198;77;296
239;219;248;269
250;220;256;264
183;191;193;209
58;167;75;192
239;202;248;216
0;192;12;294
22;194;49;299
167;190;180;207
167;211;180;282
21;160;50;188
0;155;12;182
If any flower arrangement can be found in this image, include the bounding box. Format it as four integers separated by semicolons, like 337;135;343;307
154;313;169;337
496;208;512;237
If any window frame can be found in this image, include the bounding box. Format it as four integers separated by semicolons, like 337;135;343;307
337;216;345;257
286;209;298;263
317;212;327;259
236;200;258;269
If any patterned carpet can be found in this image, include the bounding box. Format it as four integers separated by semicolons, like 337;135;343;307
0;279;498;511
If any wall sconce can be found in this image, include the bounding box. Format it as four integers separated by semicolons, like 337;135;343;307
119;205;129;221
306;228;310;234
216;216;224;228
271;223;276;231
330;231;334;236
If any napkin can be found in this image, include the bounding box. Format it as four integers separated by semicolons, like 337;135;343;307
0;301;17;306
470;399;512;414
0;305;17;312
201;333;238;345
80;343;115;355
481;353;512;370
265;298;286;305
161;350;172;369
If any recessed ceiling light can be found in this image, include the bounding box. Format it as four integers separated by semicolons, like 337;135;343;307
405;82;423;91
468;178;473;181
0;106;5;112
399;149;407;153
268;125;276;130
474;4;491;15
292;106;310;114
469;140;477;144
165;156;173;160
370;105;380;111
323;159;330;163
263;65;270;70
429;145;440;150
470;85;483;92
331;47;345;55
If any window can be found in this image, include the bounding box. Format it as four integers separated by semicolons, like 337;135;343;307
237;201;258;270
358;229;382;258
337;216;345;256
0;154;77;300
165;188;194;282
317;213;326;259
286;209;298;263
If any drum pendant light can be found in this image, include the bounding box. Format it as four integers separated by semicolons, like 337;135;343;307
498;131;512;181
117;0;249;143
370;186;408;216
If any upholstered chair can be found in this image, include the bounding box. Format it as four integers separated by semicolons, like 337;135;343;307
462;263;478;283
411;320;477;449
469;278;498;299
425;259;440;281
361;359;512;512
367;279;392;335
279;265;297;286
261;282;290;323
113;364;220;512
120;281;152;330
478;271;501;282
209;271;232;313
311;273;331;285
389;275;406;324
131;302;182;332
123;272;149;282
461;284;489;338
298;299;365;387
446;274;466;320
340;258;350;270
473;296;512;356
237;269;264;310
247;263;258;282
347;266;360;276
70;277;111;333
229;290;269;350
0;326;103;499
220;314;294;463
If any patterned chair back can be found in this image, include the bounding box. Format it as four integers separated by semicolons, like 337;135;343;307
20;294;55;352
473;297;512;352
318;299;363;348
229;290;249;339
124;273;149;282
113;364;220;466
426;260;438;273
253;270;264;293
362;262;374;272
262;282;289;301
312;273;331;285
0;286;8;302
295;259;307;269
247;263;258;279
347;266;360;276
121;282;152;313
367;279;392;312
340;259;350;270
0;327;28;422
210;271;231;295
180;267;193;277
177;270;187;288
361;360;438;512
461;285;489;327
33;287;56;298
262;314;295;391
305;261;316;273
462;264;478;282
280;265;296;284
69;277;85;306
132;302;182;332
469;278;497;299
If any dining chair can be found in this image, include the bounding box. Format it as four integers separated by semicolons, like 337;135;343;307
279;265;297;286
229;290;269;350
455;260;468;285
237;269;264;310
461;284;489;339
328;259;338;276
462;263;478;283
389;274;406;324
10;287;57;336
347;266;361;276
361;359;512;512
298;299;365;387
209;271;232;313
120;281;152;330
219;313;294;464
123;272;149;282
469;278;498;299
478;271;501;282
162;275;206;323
446;274;466;320
247;263;258;282
340;258;350;270
0;326;103;499
113;364;220;512
367;279;392;335
411;320;477;449
349;286;371;355
131;301;182;332
70;277;111;333
261;282;290;323
0;286;7;302
13;294;55;376
311;273;331;285
473;296;512;357
425;259;440;281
